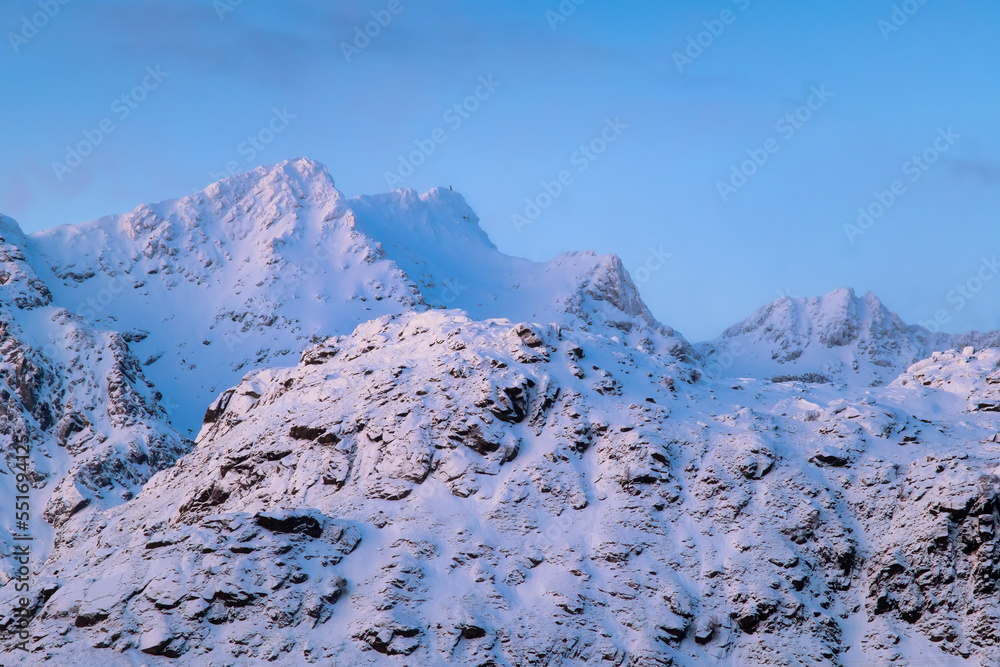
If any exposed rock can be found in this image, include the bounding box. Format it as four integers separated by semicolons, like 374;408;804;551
6;312;999;665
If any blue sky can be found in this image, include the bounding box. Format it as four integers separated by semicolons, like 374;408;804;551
3;0;999;340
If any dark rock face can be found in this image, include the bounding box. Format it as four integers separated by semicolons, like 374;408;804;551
288;424;339;443
254;509;325;538
202;389;234;424
864;468;1000;659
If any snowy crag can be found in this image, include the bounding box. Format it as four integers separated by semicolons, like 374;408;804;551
0;214;188;569
24;158;677;436
0;159;998;666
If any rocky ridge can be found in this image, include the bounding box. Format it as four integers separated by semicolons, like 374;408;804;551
24;158;685;434
3;311;996;666
0;160;997;666
0;215;189;589
698;288;1000;387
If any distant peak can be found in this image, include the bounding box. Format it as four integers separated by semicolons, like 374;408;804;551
824;286;856;303
197;157;342;217
0;213;26;243
778;287;857;309
762;287;890;322
268;157;333;183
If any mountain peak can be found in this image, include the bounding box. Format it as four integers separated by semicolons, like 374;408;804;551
265;156;336;189
260;156;334;185
726;287;902;344
0;213;52;310
199;157;341;212
702;288;933;384
350;183;494;251
24;159;681;432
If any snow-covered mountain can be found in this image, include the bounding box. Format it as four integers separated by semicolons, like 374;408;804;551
699;287;1000;386
0;159;998;666
9;311;998;666
0;214;188;580
24;158;690;435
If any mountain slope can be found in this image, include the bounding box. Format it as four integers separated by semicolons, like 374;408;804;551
0;214;188;584
26;158;691;435
7;310;998;666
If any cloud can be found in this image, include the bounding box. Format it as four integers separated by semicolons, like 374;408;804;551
58;1;347;89
57;0;629;89
954;159;1000;185
0;169;34;215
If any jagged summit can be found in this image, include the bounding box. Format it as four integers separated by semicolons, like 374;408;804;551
720;287;916;352
210;156;338;195
700;287;999;385
21;158;688;433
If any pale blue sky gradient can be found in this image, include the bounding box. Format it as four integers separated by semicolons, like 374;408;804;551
3;0;999;340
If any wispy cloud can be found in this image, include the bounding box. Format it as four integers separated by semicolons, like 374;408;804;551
954;159;1000;185
57;0;629;89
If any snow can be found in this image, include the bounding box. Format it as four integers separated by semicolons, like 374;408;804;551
24;158;682;435
0;159;997;665
699;287;1000;387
